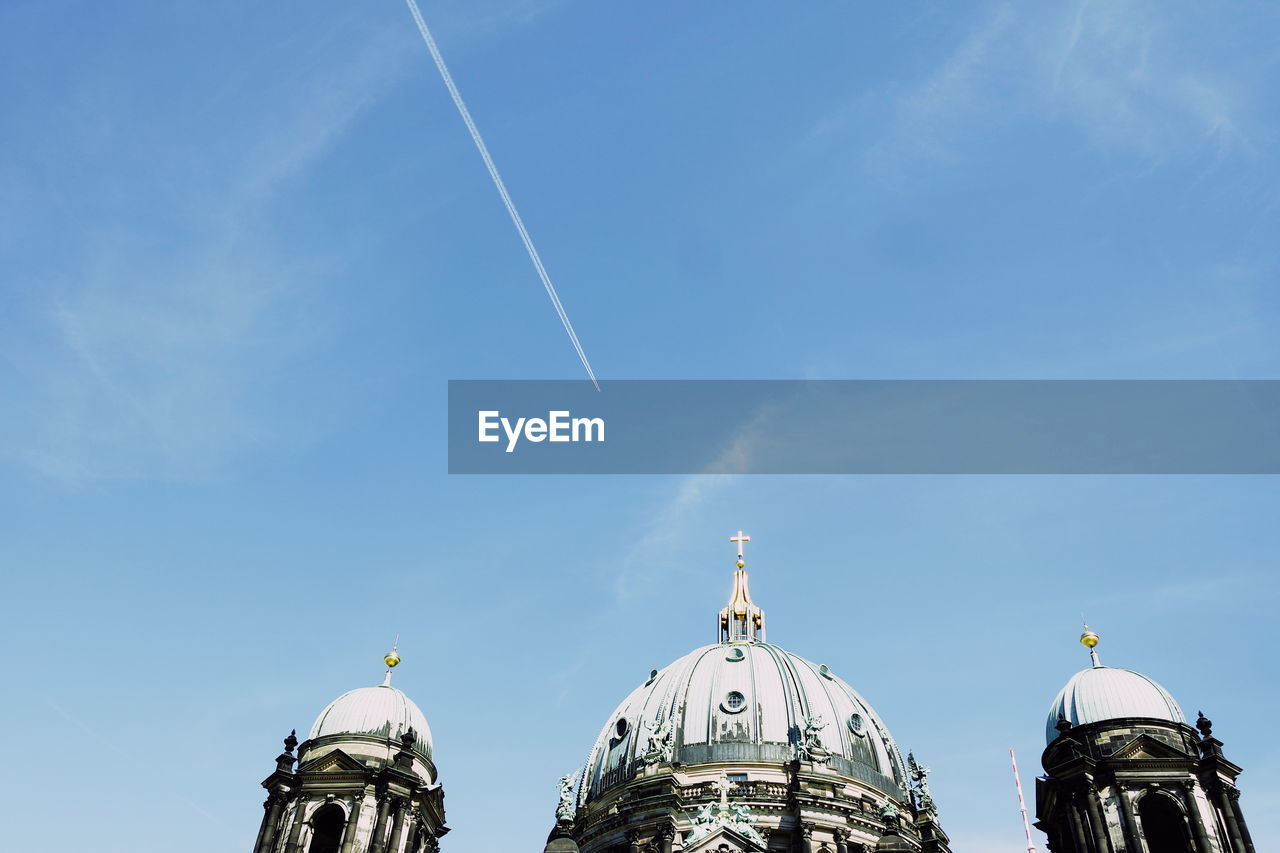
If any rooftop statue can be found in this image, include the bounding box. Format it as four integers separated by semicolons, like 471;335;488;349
907;752;934;811
556;772;577;824
797;713;831;762
642;710;677;766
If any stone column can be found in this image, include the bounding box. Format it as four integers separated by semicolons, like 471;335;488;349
627;829;643;853
660;825;675;853
1068;799;1090;853
1226;788;1256;853
340;792;365;853
801;823;815;853
1182;783;1213;853
1116;785;1143;853
404;809;421;853
257;793;287;853
1211;785;1247;853
386;799;408;853
1084;785;1113;853
833;828;850;853
252;797;274;853
369;793;393;853
283;796;307;853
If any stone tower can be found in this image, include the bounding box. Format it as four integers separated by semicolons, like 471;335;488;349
251;650;448;853
1035;629;1254;853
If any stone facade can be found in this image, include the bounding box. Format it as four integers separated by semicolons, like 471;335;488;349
253;728;448;853
1036;712;1254;853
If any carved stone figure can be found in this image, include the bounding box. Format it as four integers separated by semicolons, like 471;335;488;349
642;711;677;766
796;713;831;761
907;752;933;811
556;773;577;824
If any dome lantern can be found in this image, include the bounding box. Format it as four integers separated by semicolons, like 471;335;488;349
718;529;765;643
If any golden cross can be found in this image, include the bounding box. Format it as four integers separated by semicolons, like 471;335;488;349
730;530;751;559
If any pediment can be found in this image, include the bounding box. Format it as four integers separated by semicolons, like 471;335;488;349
300;748;368;775
1110;734;1191;761
684;825;766;853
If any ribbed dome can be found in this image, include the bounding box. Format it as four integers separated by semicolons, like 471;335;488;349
309;683;434;759
579;642;907;804
1046;666;1185;743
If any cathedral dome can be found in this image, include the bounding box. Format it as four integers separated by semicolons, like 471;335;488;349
579;641;907;804
1045;665;1185;743
560;535;946;853
308;680;435;761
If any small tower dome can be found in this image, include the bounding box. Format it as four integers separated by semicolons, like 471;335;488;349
250;647;448;853
1045;665;1185;743
309;681;435;761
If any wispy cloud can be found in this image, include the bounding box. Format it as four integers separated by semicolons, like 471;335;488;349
612;474;738;602
865;1;1262;182
610;401;782;601
0;21;411;484
867;3;1017;176
1040;0;1251;166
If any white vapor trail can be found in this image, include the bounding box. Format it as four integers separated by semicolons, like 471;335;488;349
404;0;601;390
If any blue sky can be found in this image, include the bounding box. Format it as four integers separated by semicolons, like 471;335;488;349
2;1;1278;850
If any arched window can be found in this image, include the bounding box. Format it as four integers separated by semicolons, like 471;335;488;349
307;803;346;853
1138;793;1192;853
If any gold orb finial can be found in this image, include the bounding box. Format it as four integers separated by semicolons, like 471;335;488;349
736;559;745;568
1080;629;1099;648
384;647;401;668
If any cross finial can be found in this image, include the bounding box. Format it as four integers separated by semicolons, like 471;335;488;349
712;770;735;806
719;531;764;643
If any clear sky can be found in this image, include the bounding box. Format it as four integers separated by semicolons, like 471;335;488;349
2;1;1278;851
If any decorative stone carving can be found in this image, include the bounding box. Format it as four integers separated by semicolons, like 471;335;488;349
907;753;933;812
643;710;679;766
556;772;578;824
796;714;831;762
685;771;766;847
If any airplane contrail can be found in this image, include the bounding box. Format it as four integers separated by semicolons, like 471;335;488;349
404;0;601;390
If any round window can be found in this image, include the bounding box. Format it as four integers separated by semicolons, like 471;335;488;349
725;647;746;662
615;717;629;738
847;713;866;736
721;690;747;714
